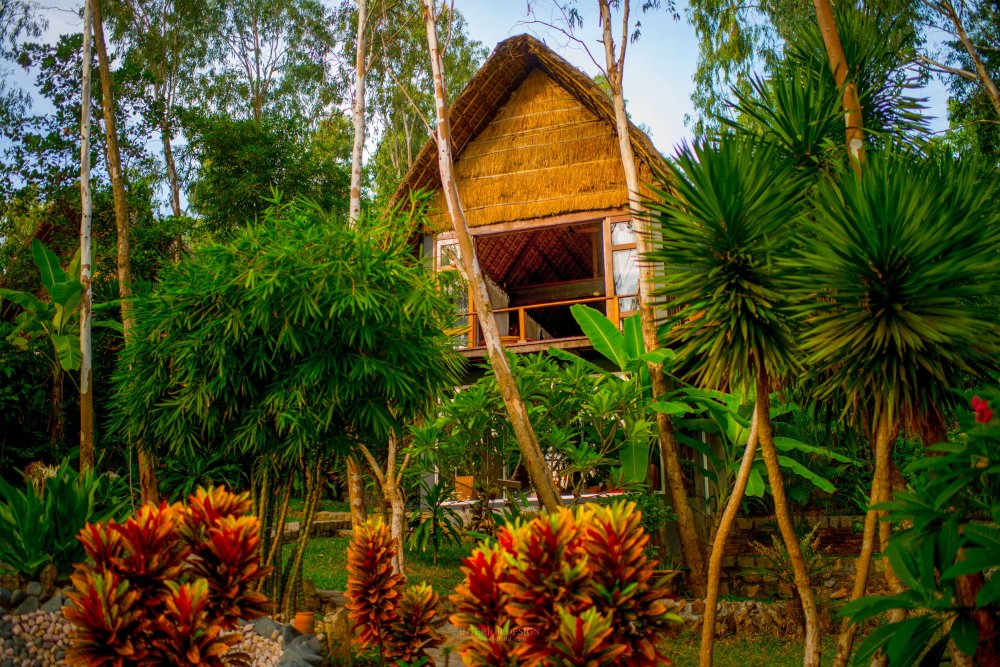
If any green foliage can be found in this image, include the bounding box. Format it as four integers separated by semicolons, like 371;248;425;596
185;115;350;238
841;390;1000;665
406;479;464;566
64;487;271;666
159;450;248;502
112;198;462;467
648;135;802;391
0;459;128;581
0;239;122;374
410;350;648;499
792;151;1000;427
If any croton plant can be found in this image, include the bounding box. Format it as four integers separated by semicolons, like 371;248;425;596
450;500;680;666
63;486;271;666
345;518;446;665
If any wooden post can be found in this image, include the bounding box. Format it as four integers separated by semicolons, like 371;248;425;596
421;0;562;512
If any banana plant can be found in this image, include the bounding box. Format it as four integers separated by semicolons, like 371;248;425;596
0;240;122;445
560;304;852;495
551;305;691;483
0;240;122;372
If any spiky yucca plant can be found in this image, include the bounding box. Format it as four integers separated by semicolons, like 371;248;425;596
794;151;1000;666
450;501;678;666
648;133;823;667
64;487;270;667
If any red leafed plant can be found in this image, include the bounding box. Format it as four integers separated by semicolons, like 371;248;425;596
147;580;240;667
64;486;270;667
345;519;445;665
388;582;446;664
449;500;680;666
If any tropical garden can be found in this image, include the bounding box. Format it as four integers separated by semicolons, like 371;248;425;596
0;0;998;666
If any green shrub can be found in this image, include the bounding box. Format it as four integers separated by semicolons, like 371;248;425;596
0;459;129;582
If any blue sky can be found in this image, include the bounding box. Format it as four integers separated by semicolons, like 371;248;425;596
13;0;952;161
457;1;952;155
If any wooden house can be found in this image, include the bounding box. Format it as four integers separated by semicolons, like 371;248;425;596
391;34;667;360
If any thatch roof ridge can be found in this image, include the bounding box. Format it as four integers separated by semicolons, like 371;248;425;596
389;33;665;209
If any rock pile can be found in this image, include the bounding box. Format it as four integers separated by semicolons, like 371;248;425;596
663;598;834;638
0;583;325;666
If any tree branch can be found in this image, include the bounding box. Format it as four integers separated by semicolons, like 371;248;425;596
918;54;979;81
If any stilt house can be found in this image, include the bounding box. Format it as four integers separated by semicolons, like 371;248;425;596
391;34;668;360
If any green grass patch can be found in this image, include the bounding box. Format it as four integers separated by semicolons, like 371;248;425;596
299;536;472;596
662;632;837;666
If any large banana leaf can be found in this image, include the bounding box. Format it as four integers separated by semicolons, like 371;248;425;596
31;239;67;291
570;304;626;371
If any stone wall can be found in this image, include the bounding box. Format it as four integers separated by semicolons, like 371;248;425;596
718;515;886;601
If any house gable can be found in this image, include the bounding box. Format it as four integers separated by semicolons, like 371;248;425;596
425;68;629;231
391;34;665;233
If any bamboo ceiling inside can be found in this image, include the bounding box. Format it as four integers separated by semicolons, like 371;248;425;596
477;224;598;291
391;34;666;232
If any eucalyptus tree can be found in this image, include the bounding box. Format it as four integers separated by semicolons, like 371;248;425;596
111;197;462;611
79;0;95;472
91;0;161;503
360;0;485;201
102;0;220;218
795;152;1000;666
648;136;822;666
201;0;338;124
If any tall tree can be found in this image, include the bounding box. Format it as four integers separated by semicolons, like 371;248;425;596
103;0;219;219
542;0;707;596
205;0;337;124
922;0;1000;117
92;0;158;503
80;0;95;472
362;0;485;201
420;0;562;512
346;0;371;531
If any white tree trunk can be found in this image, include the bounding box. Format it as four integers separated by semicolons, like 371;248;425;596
421;0;562;512
348;0;368;225
79;0;94;473
597;0;707;595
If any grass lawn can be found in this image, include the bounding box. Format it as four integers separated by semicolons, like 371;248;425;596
299;535;473;594
662;633;836;666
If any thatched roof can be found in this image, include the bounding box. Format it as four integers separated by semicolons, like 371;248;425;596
390;34;666;230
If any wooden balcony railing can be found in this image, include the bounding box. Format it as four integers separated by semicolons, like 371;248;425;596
453;293;638;349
